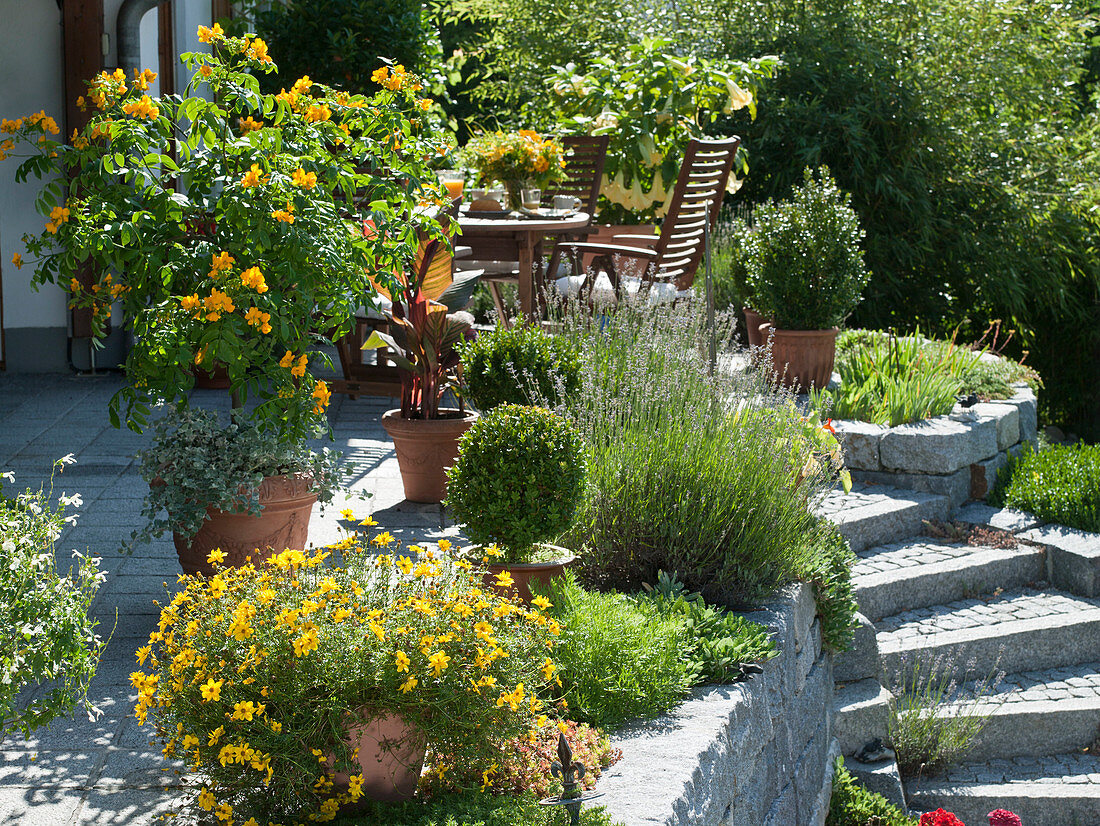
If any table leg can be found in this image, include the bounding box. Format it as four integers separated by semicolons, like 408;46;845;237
517;234;537;318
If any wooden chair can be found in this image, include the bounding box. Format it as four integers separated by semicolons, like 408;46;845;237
479;135;610;323
331;210;475;399
553;137;740;305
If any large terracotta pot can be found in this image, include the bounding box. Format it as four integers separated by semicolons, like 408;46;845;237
172;472;317;576
764;327;839;392
484;545;575;604
743;307;772;348
331;712;426;805
381;409;478;504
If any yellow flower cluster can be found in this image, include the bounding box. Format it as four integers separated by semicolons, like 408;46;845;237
132;533;558;823
279;350;309;378
203;288;235;321
244;307;272;334
240;163;268;189
466;129;567;188
122;94;160;121
45;205;70;235
292;168;317;189
372;64;421;93
133;68;158;91
239;116;263;133
311;381;331;415
239;266;268;293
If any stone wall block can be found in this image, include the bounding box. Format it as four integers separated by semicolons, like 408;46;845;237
972;402;1020;451
850;467;971;508
880;416;998;474
1019;524;1100;597
833;420;886;471
832;612;880;683
970;451;1008;501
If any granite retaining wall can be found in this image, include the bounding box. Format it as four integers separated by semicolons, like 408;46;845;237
599;584;836;826
834;385;1038;507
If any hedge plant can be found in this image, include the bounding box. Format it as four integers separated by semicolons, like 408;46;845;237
745;166;870;331
991;442;1100;533
460;319;581;411
445;404;586;561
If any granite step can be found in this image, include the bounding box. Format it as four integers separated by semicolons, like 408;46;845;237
853;538;1046;622
817;484;951;553
927;663;1100;763
877;588;1100;680
832;678;892;757
907;752;1100;826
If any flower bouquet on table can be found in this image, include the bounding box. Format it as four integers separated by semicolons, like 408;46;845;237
132;535;561;823
464;129;566;210
4;24;447;568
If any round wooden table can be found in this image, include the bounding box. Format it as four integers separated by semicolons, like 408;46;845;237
457;210;591;317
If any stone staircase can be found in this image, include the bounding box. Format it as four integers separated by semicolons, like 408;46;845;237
825;490;1100;826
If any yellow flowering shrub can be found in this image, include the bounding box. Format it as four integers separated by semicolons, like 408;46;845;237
133;535;558;824
2;23;448;443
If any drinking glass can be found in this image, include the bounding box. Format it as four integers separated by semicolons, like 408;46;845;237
437;170;465;200
521;188;542;211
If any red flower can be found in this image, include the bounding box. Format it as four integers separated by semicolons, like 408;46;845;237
920;810;965;826
988;810;1021;826
822;418;836;434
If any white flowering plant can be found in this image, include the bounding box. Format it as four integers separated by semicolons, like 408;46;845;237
549;39;780;222
0;457;105;739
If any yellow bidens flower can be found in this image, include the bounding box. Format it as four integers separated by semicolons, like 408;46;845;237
240;163;268;188
203;288;235;321
207;549;227;566
428;650;451;676
197;23;224;43
198;787;216;810
394;650;411;672
230;700;261;721
244;307;272;333
200;678;223;702
293;627;319;657
122;94;160;121
493;570;515;589
240;266;268;293
292;167;317;189
399;676;418;693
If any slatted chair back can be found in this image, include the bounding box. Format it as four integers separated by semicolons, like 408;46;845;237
545;135;609;214
648;137;740;291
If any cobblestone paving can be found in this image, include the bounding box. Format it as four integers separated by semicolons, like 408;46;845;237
0;371;465;825
852;539;997;579
876;587;1100;640
955;662;1100;705
815;484;901;519
932;753;1100;785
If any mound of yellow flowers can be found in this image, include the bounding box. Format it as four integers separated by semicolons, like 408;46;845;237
133;534;558;824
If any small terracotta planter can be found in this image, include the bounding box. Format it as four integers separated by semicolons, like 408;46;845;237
484;546;576;604
743;307;772;348
764;327;839;392
171;473;317;576
382;409;478;504
331;712;426;805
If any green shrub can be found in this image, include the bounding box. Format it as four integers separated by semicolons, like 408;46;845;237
826;757;917;826
243;0;445;96
633;571;778;683
555;298;838;611
1;459;105;738
744;167;870;330
460;319;581;411
957;353;1041;402
991;442;1100;533
814;332;979;427
337;790;622;826
446;405;586;561
541;573;694;729
804;521;859;652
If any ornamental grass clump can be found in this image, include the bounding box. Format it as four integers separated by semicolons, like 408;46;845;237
445;404;586;563
133;537;559;823
551;297;849;614
1;458;105;739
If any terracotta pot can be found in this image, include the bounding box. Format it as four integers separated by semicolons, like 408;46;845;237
743;307;773;348
331;712;426;805
193;362;231;390
764;327;839;392
381;409;478;504
171;473;317;575
484;546;576;604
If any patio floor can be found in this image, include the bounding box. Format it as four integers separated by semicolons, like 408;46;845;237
0;371;466;825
